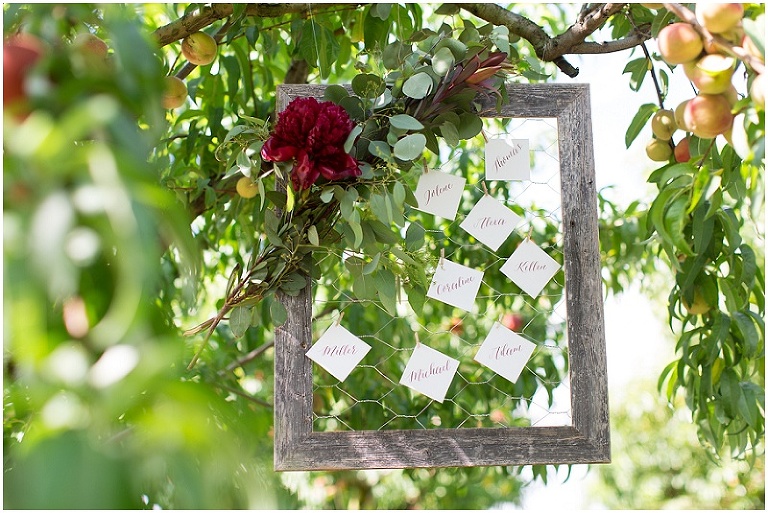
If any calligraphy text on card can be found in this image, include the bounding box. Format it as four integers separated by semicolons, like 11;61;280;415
493;343;523;360
435;275;476;295
494;143;523;172
517;260;548;273
408;359;451;382
322;344;358;357
475;216;508;230
424;182;453;205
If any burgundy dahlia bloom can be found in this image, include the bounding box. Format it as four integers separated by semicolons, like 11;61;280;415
261;97;362;191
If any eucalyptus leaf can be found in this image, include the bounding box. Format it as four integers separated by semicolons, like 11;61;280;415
393;133;427;160
229;305;251;339
402;72;433;100
389;114;424;131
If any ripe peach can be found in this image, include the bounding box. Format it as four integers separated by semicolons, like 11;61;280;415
750;73;765;110
741;34;764;63
3;34;44;110
696;3;744;34
683;288;711;315
674;100;692;131
683;93;734;139
646;138;673;161
181;31;217;66
658;23;704;65
236;177;259;198
72;32;108;58
501;313;524;332
674;137;691;162
162;76;187;109
683;54;736;94
651;109;677;140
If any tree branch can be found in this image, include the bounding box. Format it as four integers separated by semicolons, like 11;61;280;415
458;3;647;78
153;3;355;47
663;3;765;76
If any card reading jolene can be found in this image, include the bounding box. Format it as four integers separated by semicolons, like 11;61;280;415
500;239;561;298
485;138;530;181
305;324;371;382
459;194;522;251
427;258;484;312
474;322;536;383
399;343;459;403
414;169;466;220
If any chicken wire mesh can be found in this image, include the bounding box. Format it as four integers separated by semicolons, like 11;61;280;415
308;117;571;432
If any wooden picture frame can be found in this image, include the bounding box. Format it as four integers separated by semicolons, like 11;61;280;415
274;83;609;471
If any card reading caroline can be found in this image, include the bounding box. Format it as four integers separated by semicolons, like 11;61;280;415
305;324;371;382
399;343;460;403
414;169;467;220
459;194;522;251
427;259;484;312
474;322;537;383
500;239;561;298
486;138;530;181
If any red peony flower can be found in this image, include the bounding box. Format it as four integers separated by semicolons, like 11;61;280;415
261;97;362;191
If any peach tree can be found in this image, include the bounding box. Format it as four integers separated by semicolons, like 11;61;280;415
3;3;764;509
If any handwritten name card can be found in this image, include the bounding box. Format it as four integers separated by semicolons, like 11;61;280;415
474;322;536;383
460;194;522;251
399;342;459;403
485;138;530;181
305;323;371;382
427;258;484;312
500;239;561;298
414;169;466;220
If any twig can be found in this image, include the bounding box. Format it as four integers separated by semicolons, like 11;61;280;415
221;341;275;374
216;383;273;408
641;42;666;109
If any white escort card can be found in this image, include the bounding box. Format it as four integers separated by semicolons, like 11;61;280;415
305;323;371;382
459;194;523;251
427;258;484;312
485;138;530;181
414;169;466;220
399;342;459;403
500;239;560;298
474;322;537;383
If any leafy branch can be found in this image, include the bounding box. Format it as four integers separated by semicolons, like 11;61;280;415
456;3;651;77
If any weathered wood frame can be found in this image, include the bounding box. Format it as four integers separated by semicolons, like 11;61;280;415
274;83;609;471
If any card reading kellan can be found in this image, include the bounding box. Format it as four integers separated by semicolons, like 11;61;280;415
399;343;459;403
500;239;560;298
460;194;522;251
474;322;536;384
305;323;371;382
427;258;484;312
414;169;466;220
486;138;530;181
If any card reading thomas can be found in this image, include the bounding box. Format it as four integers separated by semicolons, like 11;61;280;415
460;194;522;251
500;239;561;298
414;169;466;220
399;343;459;403
485;138;530;181
427;259;484;312
305;324;371;382
474;322;536;383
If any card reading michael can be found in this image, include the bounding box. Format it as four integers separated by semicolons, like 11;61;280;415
460;194;522;251
399;343;459;403
305;324;371;382
427;259;484;312
485;138;530;181
414;169;466;220
500;239;560;298
474;322;536;383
